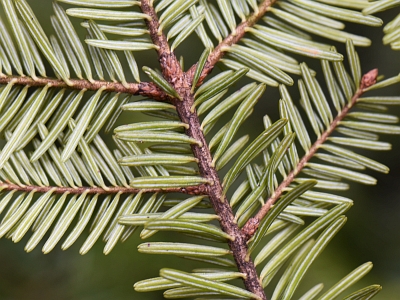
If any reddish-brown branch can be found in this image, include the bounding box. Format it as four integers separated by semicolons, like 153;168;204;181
141;1;171;58
242;69;379;238
141;1;267;299
185;0;277;86
141;0;183;85
173;92;266;300
0;181;208;196
0;75;170;101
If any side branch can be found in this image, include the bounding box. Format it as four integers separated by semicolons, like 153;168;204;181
242;69;379;238
0;75;170;101
0;182;208;196
186;0;277;85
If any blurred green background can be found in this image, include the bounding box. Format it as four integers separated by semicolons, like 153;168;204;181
0;1;399;299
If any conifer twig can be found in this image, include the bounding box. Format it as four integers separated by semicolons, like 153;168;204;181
185;0;277;87
242;69;379;239
0;75;170;101
0;181;208;196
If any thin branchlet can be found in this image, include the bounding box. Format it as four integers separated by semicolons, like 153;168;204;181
185;0;277;87
0;181;208;196
242;69;379;238
0;75;170;101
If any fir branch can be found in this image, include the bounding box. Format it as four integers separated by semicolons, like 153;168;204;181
0;75;170;101
0;181;208;196
0;0;393;298
242;69;379;239
141;1;267;298
186;0;277;86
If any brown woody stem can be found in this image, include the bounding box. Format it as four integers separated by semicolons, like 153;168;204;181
0;181;208;196
0;75;170;101
141;0;272;299
185;0;277;86
242;69;379;238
